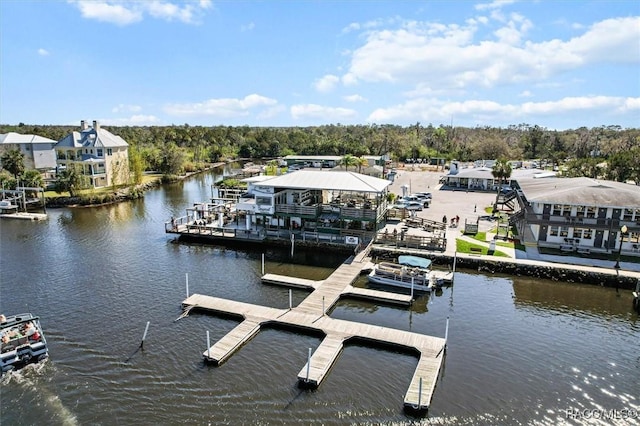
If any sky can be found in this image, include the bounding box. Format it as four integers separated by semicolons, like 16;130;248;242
1;0;639;130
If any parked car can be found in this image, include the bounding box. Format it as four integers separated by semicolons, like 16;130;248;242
405;201;423;211
415;192;432;200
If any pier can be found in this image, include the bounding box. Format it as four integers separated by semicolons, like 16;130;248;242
182;252;448;412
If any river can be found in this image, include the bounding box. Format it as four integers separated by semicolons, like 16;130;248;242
1;167;638;425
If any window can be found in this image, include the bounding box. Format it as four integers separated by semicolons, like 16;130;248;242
107;148;113;156
623;209;633;221
559;226;569;237
256;197;271;206
576;206;585;217
550;226;559;237
586;207;596;218
552;204;562;216
563;205;572;216
573;228;583;238
97;149;103;157
583;229;593;240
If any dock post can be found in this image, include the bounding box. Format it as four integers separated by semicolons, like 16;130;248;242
411;277;414;300
418;377;422;409
306;347;311;381
140;321;150;349
453;251;457;281
444;317;450;349
186;273;189;298
289;289;292;309
322;296;325;315
206;330;211;359
291;233;295;257
262;253;265;275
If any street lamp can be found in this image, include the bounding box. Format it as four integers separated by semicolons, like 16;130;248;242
614;224;628;271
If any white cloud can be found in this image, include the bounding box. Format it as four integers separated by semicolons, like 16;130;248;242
69;1;143;26
519;90;532;98
37;48;50;56
68;1;211;25
475;0;516;12
291;104;357;121
164;94;278;117
341;15;640;93
366;95;640;127
241;22;255;32
343;94;367;103
111;104;142;113
103;115;160;125
313;74;340;93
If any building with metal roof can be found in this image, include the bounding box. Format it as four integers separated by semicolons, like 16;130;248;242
511;176;640;256
0;132;57;170
230;170;392;245
55;120;129;188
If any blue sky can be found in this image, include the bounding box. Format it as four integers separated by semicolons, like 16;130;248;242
1;0;639;129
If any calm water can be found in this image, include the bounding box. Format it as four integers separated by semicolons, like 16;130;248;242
1;167;638;426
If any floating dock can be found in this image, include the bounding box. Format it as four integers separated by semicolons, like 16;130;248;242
182;253;448;412
0;212;47;221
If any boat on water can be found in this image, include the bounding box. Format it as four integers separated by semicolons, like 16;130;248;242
367;255;441;293
1;313;48;375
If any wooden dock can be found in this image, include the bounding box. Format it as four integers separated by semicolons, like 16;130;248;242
182;256;447;411
0;212;47;221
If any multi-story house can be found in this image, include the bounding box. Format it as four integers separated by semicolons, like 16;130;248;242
55;120;129;188
0;132;57;170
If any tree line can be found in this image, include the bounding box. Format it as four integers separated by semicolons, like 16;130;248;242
1;122;639;185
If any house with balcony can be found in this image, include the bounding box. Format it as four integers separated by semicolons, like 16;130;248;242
0;132;57;170
234;170;392;243
510;177;640;256
55;120;129;188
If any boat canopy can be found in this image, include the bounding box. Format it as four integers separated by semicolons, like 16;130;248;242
398;255;431;269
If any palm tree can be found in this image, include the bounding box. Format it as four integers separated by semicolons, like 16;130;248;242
339;154;357;171
491;158;512;214
356;157;369;173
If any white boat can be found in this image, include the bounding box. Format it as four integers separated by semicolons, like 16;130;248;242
0;200;18;212
1;313;48;375
367;255;440;293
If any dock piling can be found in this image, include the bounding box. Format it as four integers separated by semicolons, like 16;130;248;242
140;321;150;349
418;377;422;409
306;348;311;381
206;330;211;359
444;317;450;349
262;253;265;275
186;273;189;298
289;289;292;309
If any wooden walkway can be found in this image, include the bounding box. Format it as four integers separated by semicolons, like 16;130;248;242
182;256;447;411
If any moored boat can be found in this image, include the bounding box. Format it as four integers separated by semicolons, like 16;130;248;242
1;313;48;375
367;255;440;293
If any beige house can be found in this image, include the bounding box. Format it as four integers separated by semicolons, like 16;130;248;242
55;120;129;188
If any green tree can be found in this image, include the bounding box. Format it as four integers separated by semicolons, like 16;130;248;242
128;146;145;185
339;154;357;170
22;169;44;197
356;157;369;173
491;158;512;212
159;143;185;176
0;149;25;178
55;164;88;197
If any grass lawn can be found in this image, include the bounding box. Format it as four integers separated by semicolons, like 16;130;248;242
456;238;510;257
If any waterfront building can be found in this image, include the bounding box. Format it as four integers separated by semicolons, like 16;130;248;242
235;170;391;243
0;132;57;170
55;120;129;188
511;177;640;256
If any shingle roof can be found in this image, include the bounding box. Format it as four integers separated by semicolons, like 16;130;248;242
518;177;640;208
254;170;391;193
